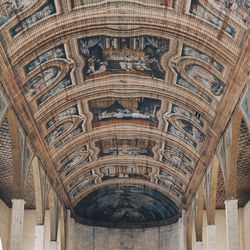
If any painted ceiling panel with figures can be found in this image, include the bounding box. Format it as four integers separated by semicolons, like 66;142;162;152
0;0;249;227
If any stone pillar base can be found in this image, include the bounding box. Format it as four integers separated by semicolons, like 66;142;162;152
195;241;203;250
50;241;58;250
207;224;216;250
34;225;45;250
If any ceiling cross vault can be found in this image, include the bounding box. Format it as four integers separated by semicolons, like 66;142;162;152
0;0;249;227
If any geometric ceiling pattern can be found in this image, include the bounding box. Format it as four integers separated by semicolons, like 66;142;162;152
0;0;249;226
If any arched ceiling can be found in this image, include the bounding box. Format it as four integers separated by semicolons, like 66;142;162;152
0;0;249;226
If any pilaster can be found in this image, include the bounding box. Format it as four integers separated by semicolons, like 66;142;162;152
34;225;45;250
206;224;217;250
195;241;203;250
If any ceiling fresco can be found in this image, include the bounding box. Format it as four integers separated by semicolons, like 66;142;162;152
0;0;249;227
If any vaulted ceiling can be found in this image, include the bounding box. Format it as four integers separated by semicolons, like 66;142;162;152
0;0;249;226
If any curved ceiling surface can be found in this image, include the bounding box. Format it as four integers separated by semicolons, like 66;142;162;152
0;0;249;227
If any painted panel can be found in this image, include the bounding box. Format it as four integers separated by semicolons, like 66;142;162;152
88;97;161;128
0;91;8;122
190;0;235;36
22;67;58;98
100;165;152;181
186;64;225;96
10;0;56;36
24;45;65;74
46;105;79;128
158;180;181;198
176;75;213;103
95;138;156;158
79;36;169;80
74;184;178;223
182;45;223;72
167;123;197;147
36;74;72;105
158;169;184;189
170;104;204;127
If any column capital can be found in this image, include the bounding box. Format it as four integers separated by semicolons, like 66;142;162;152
224;199;238;206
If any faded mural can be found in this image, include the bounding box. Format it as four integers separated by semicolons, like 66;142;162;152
23;67;58;98
0;91;8;123
24;45;65;74
88;97;161;128
176;75;213;103
157;169;184;189
190;0;235;36
10;0;56;36
36;74;72;105
186;64;225;96
79;36;169;80
241;88;250;124
74;184;178;223
100;165;152;181
161;145;194;176
95;138;156;158
46;105;79;128
182;45;224;72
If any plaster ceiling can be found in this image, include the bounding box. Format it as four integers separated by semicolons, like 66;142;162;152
0;0;249;226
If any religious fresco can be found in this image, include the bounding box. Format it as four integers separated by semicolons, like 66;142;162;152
176;75;213;103
160;145;194;175
0;91;8;123
95;138;156;158
24;45;65;74
69;179;95;199
240;89;250;124
190;0;235;36
46;105;79;128
55;122;84;148
182;45;224;72
186;64;225;96
100;165;152;181
170;104;204;127
78;35;169;80
158;180;181;198
74;184;178;223
167;123;197;147
88;97;161;128
22;67;58;98
36;74;72;105
176;119;205;142
10;0;56;36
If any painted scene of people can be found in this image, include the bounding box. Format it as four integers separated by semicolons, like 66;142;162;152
78;35;169;80
88;97;161;128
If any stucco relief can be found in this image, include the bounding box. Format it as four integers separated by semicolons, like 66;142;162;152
10;0;56;36
190;0;235;36
95;138;156;158
79;35;169;80
88;97;161;128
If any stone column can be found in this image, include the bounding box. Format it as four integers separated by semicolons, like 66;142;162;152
195;241;203;250
9;199;25;250
34;225;45;250
224;199;240;250
206;225;217;250
50;241;58;250
178;211;187;250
